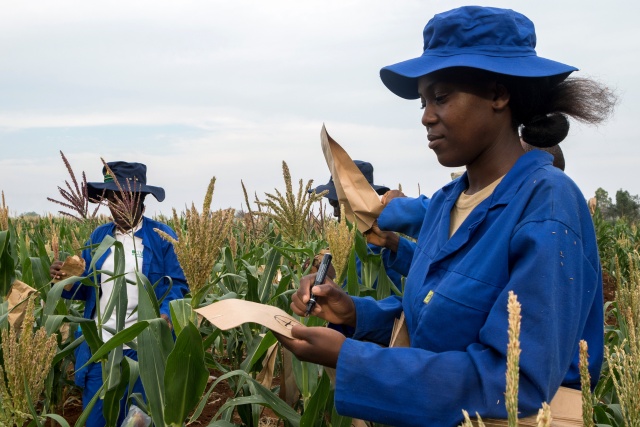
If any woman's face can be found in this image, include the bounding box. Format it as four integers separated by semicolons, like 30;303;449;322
418;69;508;169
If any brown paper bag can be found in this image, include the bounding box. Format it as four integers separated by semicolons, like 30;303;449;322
7;280;38;331
194;299;303;339
52;255;86;290
389;312;410;348
320;125;384;233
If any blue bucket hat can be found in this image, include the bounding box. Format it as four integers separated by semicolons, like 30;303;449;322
87;161;165;202
380;6;578;100
310;160;390;202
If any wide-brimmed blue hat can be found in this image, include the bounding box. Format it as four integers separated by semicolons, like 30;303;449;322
87;161;165;202
310;160;390;202
380;6;578;100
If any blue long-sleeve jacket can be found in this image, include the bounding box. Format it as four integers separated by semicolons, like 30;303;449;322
62;216;188;386
378;195;430;240
334;151;604;426
376;195;431;278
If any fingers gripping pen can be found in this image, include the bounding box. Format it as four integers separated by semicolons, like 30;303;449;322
305;253;332;317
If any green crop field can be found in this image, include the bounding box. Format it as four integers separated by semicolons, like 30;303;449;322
1;167;639;427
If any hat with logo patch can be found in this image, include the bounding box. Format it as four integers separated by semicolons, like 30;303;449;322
87;161;165;202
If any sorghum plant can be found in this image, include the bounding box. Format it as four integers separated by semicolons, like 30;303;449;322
155;177;234;297
0;191;8;231
536;402;552;427
506;290;522;427
241;179;269;243
99;158;145;231
255;161;325;246
0;297;58;426
46;151;101;220
605;254;640;427
580;340;594;427
324;204;355;283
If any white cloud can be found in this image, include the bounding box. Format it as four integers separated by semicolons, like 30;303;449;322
1;0;638;216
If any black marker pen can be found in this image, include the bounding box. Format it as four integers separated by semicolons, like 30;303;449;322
305;253;332;317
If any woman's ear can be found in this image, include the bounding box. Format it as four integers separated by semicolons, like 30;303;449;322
492;83;510;111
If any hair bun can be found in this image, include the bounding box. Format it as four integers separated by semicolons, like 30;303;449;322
521;113;570;147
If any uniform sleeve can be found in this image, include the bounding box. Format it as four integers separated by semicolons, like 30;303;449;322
378;195;430;239
335;219;601;426
381;237;415;277
350;295;403;345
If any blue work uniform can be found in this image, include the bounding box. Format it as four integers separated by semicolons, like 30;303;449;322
375;195;431;279
378;194;431;240
62;216;188;427
334;151;603;426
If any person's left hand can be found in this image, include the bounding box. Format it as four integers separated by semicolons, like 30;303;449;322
275;325;346;368
381;189;406;206
365;222;400;253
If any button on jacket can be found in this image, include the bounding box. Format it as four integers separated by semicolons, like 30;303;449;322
335;150;603;426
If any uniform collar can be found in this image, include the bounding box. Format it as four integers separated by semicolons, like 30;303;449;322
442;149;554;207
432;150;554;258
115;220;143;237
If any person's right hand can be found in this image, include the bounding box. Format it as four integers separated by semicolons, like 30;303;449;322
291;274;356;327
50;260;65;281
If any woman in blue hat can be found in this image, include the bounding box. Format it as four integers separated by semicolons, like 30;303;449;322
50;161;189;427
278;6;616;426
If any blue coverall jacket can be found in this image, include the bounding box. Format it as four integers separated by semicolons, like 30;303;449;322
62;216;188;387
378;194;430;240
376;194;430;279
334;151;604;426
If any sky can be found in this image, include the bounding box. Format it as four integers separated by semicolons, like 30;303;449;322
1;0;638;217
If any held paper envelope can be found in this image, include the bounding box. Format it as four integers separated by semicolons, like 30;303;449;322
320;125;384;233
194;299;303;339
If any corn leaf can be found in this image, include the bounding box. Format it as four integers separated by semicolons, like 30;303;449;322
169;298;197;337
103;355;130;426
299;370;331;427
136;272;174;427
0;230;16;297
163;323;209;426
79;321;148;369
212;370;301;426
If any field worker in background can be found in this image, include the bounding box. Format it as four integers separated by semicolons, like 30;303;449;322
278;5;616;426
522;140;566;171
309;160;409;289
50;161;188;427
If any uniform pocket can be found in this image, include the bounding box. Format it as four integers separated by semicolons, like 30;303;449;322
413;269;502;352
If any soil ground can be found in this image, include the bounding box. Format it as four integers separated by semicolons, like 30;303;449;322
56;368;280;426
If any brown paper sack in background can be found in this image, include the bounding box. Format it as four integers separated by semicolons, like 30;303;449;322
7;280;38;331
52;255;86;291
194;299;303;339
320;125;384;233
